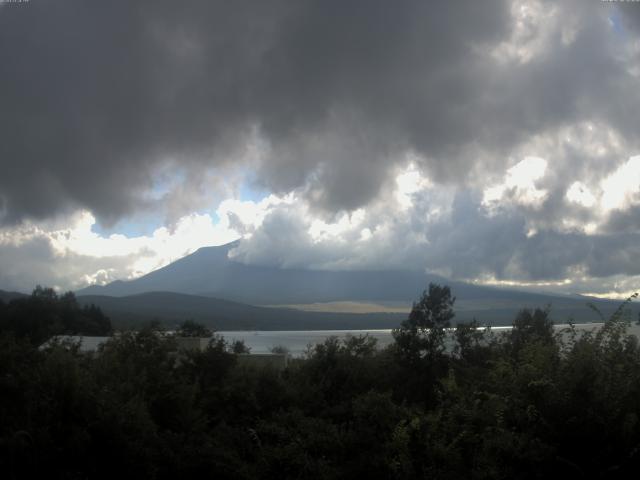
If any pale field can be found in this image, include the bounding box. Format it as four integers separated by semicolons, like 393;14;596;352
263;301;411;314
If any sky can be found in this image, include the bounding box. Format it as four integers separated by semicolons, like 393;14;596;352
2;0;640;298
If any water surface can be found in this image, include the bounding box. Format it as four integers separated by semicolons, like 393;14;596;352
219;322;640;357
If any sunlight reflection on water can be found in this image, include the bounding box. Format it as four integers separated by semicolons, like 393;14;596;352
218;323;640;357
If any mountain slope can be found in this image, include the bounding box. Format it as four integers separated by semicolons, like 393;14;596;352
0;290;28;303
78;242;566;304
78;242;440;303
78;292;406;330
77;242;638;326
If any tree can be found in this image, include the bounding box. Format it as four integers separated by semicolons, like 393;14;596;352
0;286;111;344
176;319;213;337
230;339;250;354
510;307;554;357
390;284;456;406
393;283;455;362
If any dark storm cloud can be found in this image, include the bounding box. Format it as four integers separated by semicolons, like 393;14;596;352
603;202;640;234
617;3;640;31
0;0;271;223
1;0;639;225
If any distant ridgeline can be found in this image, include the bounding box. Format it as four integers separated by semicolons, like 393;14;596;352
71;242;639;329
4;271;639;333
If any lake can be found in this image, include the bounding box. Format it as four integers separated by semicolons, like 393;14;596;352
218;322;640;357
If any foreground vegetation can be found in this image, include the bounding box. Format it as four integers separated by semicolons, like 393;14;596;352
2;285;640;478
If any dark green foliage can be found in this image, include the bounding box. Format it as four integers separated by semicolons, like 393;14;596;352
0;286;111;344
391;283;456;406
176;319;212;337
510;307;555;355
3;283;640;478
269;344;290;354
393;283;455;361
230;338;251;354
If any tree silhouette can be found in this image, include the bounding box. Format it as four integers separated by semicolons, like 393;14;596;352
176;319;213;337
393;283;455;362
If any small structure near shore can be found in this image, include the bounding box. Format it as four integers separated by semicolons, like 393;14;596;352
39;335;110;353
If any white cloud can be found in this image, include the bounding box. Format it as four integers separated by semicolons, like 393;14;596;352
4;147;640;300
566;181;596;208
489;0;577;64
482;156;549;212
0;207;244;291
309;209;366;243
395;163;432;210
44;211;240;279
216;194;292;235
600;155;640;212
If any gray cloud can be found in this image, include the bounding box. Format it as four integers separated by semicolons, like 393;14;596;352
228;183;640;293
0;235;138;293
3;0;640;295
604;203;640;233
3;0;638;225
